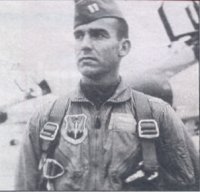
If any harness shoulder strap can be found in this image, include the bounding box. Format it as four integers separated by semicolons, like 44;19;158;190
38;96;70;190
39;95;70;167
131;90;159;173
48;96;70;125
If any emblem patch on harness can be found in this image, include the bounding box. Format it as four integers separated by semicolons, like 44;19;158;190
62;114;88;145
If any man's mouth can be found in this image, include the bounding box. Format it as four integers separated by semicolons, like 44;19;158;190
79;57;98;62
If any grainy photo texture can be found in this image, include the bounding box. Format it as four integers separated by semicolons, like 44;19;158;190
0;0;199;191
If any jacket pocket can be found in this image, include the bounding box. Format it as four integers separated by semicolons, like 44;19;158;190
53;153;85;190
104;113;140;170
53;135;89;190
108;146;141;190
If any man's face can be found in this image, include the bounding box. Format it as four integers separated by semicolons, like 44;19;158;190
74;18;122;79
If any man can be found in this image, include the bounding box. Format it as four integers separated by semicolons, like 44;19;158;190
15;0;199;190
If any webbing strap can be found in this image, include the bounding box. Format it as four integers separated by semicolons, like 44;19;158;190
42;96;70;153
39;96;70;190
141;140;159;172
48;96;70;125
132;90;159;172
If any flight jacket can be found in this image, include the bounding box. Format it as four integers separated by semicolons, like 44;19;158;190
15;80;199;191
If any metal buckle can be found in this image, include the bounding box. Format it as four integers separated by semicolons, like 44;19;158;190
138;119;159;139
40;122;59;141
43;158;65;179
38;153;47;170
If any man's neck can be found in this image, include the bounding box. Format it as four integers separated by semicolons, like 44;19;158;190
80;76;121;109
81;73;120;87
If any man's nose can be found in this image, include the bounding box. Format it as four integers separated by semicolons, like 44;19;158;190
80;34;93;52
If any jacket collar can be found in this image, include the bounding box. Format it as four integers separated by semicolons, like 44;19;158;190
69;78;132;104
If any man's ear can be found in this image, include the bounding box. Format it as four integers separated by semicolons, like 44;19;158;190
118;39;131;57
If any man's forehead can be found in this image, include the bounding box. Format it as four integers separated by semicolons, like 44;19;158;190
74;18;118;32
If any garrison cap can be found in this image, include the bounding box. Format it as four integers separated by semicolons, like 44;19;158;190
74;0;126;28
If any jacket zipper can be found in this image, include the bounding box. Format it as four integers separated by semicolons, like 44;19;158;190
93;103;106;190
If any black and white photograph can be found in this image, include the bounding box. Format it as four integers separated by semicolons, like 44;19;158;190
0;0;199;190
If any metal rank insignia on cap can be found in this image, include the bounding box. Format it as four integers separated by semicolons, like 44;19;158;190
87;3;100;13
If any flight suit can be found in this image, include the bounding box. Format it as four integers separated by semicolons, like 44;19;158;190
15;80;199;190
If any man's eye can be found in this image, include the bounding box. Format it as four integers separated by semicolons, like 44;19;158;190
92;32;107;39
74;32;84;40
95;33;104;39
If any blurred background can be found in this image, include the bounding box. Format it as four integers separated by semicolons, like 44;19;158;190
0;0;199;189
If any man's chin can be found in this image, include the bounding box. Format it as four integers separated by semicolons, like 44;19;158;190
80;69;104;80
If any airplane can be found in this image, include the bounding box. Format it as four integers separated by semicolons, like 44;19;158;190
0;62;51;123
132;1;199;136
